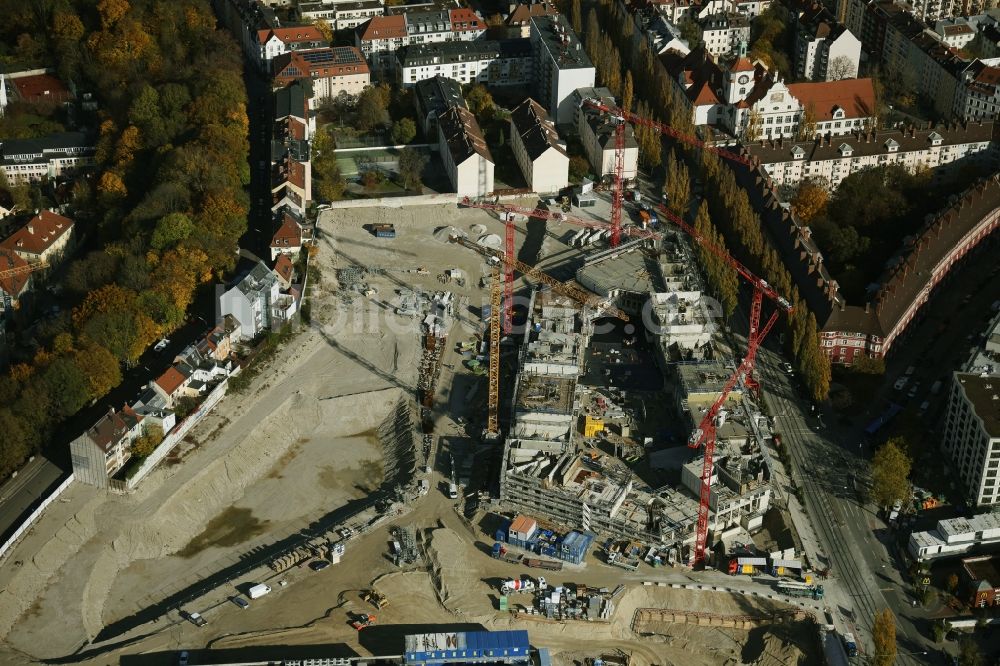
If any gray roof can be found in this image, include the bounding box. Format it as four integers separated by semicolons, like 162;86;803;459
398;39;513;67
574;87;638;149
274;80;310;120
236;261;278;297
0;131;96;164
530;14;593;70
414;75;467;121
510;98;567;161
438;105;492;165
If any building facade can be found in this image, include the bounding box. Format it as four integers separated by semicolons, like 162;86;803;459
573;87;639;179
0;132;96;185
219;261;298;341
793;4;861;81
509;98;569;193
747;122;996;190
255;25;327;72
699;13;751;58
69;407;145;487
436;105;494;197
529;15;596;124
272;47;371;98
397;40;533;89
943;370;1000;506
0;209;74;269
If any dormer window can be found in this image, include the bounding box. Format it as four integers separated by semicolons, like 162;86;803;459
884;138;899;153
838;143;853;157
928;131;943;146
832;107;844;120
791;145;805;160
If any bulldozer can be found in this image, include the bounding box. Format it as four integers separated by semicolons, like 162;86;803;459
362;590;389;609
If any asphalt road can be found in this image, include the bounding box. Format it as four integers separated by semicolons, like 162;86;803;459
0;456;65;547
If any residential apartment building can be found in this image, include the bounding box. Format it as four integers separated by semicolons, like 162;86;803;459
747;122;996;190
355;9;485;79
297;0;384;31
436;105;494;197
698;13;750;58
397;40;533;89
270;209;312;260
660;48;876;141
272;47;371;99
529;15;596;124
506;1;559;38
1;209;74;268
274;79;315;140
0;132;96;185
643;0;773;24
509;98;569;193
255;25;327;73
944;371;1000;507
413;75;467;136
954;58;1000;123
793;3;861;81
220;260;299;341
572;86;639;179
0;249;30;309
69;407;146;487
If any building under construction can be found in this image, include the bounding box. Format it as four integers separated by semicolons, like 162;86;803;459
497;251;773;556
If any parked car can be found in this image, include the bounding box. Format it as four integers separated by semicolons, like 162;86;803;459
780;362;794;374
309;559;331;571
893;377;909;391
907;383;920;399
154;338;170;353
178;650;189;666
230;596;249;609
184;611;207;627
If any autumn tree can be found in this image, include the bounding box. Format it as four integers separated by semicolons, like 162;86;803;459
74;340;123;398
571;0;583;35
312;18;333;42
871;437;912;508
798;104;817;141
693;201;739;317
465;85;495;119
827;56;854;80
664;151;691;217
946;573;959;593
356;84;391;131
872;609;896;666
131;425;164;458
790;179;828;223
622;71;634;113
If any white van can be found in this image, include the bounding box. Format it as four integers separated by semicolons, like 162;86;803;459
248;583;271;600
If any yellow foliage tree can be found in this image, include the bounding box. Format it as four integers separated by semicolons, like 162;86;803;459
97;171;127;200
97;0;131;29
114;125;142;166
52;11;85;41
791;180;828;223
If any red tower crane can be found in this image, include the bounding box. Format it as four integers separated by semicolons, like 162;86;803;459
576;98;790;567
580;98;753;248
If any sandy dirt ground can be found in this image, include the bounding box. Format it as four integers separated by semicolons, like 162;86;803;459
0;202;817;666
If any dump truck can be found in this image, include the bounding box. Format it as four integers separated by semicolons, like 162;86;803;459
523;557;563;571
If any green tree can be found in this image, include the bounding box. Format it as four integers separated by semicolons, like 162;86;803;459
851;355;885;375
390;117;416;145
41;357;91;419
871;437;912;508
356;85;390;131
398;147;428;191
570;0;583;35
150;212;194;250
872;608;896;666
679;18;702;49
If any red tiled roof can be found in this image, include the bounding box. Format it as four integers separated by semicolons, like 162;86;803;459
449;8;484;31
506;2;558;25
11;74;72;103
692;82;720;105
287;117;306;141
358;15;406;41
729;57;755;73
271;214;303;249
786;78;876;121
155;366;187;396
258;26;326;45
0;210;74;256
273;48;370;82
0;249;30;298
287;160;305;189
274;254;294;284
